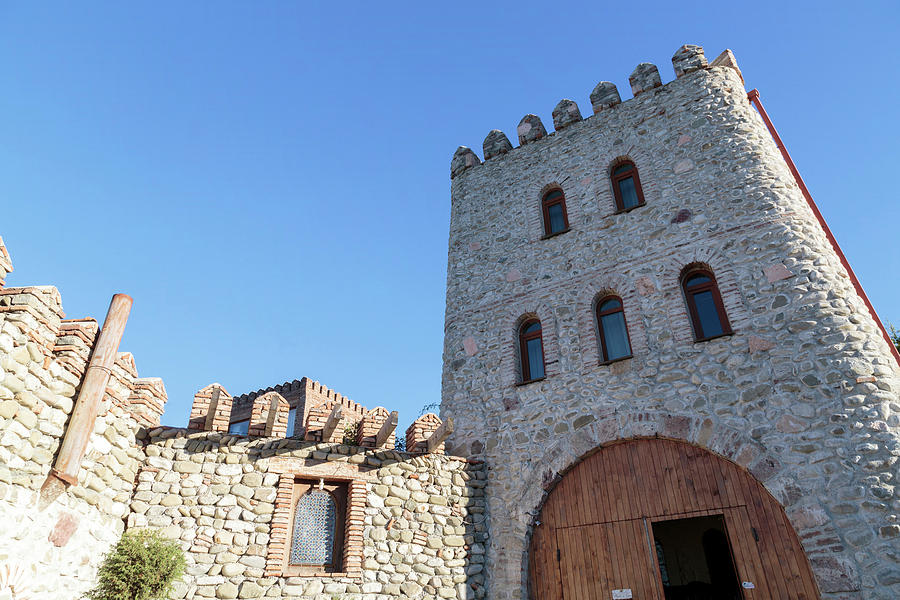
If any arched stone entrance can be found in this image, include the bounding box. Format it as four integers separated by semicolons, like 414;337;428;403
528;438;820;599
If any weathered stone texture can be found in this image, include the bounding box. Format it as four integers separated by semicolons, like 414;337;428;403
443;61;900;599
128;428;488;599
482;130;512;160
551;99;582;131
0;284;153;600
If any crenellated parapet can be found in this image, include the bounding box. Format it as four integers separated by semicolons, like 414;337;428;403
405;413;453;455
451;44;744;177
247;391;290;438
356;406;398;449
188;383;232;432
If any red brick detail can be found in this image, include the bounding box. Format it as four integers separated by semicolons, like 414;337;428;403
248;391;290;437
48;512;79;547
406;413;443;454
127;377;167;427
265;472;365;578
188;384;232;432
356;406;395;449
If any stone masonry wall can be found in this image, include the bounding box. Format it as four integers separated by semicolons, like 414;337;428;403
131;427;488;600
441;48;900;599
0;261;166;599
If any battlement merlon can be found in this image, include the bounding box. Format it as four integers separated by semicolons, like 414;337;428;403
450;44;739;178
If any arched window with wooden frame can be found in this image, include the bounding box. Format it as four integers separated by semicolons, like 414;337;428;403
595;295;632;363
681;268;732;341
541;188;569;236
610;160;645;212
286;480;347;574
518;319;546;383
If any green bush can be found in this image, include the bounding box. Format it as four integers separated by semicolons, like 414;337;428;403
86;530;185;600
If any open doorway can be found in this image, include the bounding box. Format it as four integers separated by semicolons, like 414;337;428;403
652;515;742;600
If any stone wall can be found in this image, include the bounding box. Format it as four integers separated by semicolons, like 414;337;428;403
130;427;488;599
0;243;167;599
441;46;900;599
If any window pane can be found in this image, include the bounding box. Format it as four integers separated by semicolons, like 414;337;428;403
290;490;336;565
685;274;711;287
523;322;541;335
545;190;563;201
693;290;724;338
599;298;622;312
613;163;633;175
286;408;296;437
228;420;249;435
601;311;631;360
618;176;639;209
526;337;544;380
547;202;566;233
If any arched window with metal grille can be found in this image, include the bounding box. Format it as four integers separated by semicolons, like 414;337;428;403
288;482;346;572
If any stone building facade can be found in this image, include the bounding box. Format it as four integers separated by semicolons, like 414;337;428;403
0;43;898;600
442;45;900;599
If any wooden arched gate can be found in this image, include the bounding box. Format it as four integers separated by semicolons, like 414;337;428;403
528;439;820;600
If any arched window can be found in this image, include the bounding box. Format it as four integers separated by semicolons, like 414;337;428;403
519;319;546;382
682;269;732;341
596;296;632;363
289;484;345;571
610;160;645;212
542;189;569;236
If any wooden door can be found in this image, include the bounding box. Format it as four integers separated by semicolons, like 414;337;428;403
557;519;662;600
527;438;820;600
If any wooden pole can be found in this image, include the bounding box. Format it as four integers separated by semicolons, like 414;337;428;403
51;294;132;485
375;411;399;448
427;416;454;453
322;405;343;441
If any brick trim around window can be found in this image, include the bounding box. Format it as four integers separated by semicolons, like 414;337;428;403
266;471;365;578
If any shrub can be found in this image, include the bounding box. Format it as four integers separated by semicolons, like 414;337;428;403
342;420;360;445
86;530;185;600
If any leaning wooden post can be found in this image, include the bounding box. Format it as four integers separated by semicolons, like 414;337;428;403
321;405;343;441
427;416;454;453
51;294;132;485
376;411;399;448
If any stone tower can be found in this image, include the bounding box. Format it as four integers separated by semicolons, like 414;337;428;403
441;45;900;599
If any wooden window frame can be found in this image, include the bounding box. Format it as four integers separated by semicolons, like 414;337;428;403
541;189;570;237
682;269;732;342
283;480;348;576
610;160;645;213
595;295;633;364
518;319;546;384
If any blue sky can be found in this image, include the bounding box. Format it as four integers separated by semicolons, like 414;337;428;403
1;2;898;432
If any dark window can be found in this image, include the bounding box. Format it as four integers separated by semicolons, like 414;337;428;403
542;189;569;236
596;296;632;362
611;161;645;212
286;407;297;438
519;319;546;382
228;419;249;435
682;269;732;341
287;480;347;574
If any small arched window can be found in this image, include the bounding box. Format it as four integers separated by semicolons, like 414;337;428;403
519;319;546;382
289;485;344;571
682;269;732;341
596;296;632;363
611;161;645;212
542;189;569;236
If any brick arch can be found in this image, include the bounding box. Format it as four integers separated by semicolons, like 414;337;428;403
524;435;823;600
501;412;795;599
497;300;560;388
589;148;661;216
657;245;750;347
525;177;583;240
575;276;649;370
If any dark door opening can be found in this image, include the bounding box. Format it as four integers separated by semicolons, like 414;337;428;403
652;515;742;600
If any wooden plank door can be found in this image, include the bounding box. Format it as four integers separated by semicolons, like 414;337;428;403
557;520;662;600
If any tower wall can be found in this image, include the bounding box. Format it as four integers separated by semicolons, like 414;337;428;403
441;49;900;599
